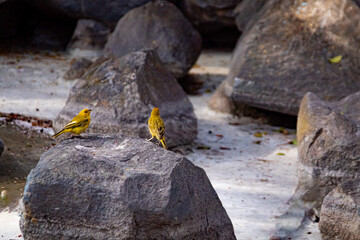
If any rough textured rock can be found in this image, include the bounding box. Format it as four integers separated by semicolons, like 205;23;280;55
273;91;360;238
105;0;202;79
179;0;241;34
29;0;177;27
63;58;93;80
68;19;110;51
210;0;360;116
319;180;360;240
54;50;197;147
234;0;266;32
20;135;236;240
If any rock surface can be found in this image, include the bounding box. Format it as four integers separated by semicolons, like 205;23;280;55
210;0;360;116
234;0;266;32
31;20;76;50
105;0;202;79
319;180;360;240
273;91;360;238
20;135;236;240
29;0;154;27
54;50;197;147
63;58;93;80
68;19;110;51
179;0;241;34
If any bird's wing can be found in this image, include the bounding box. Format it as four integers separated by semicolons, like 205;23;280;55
156;119;165;139
64;118;89;130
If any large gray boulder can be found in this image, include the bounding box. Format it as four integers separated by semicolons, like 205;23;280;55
273;91;360;238
105;0;202;79
67;19;110;51
210;0;360;116
319;180;360;240
54;50;197;148
20;135;236;240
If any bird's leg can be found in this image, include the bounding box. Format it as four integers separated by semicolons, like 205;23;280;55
147;136;154;141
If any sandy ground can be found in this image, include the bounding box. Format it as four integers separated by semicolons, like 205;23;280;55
0;49;320;239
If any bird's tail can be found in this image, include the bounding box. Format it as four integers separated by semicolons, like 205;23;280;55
160;138;168;149
52;129;65;138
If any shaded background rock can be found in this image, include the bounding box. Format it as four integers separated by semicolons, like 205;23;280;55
0;0;27;40
210;0;360;118
234;0;267;32
20;135;236;240
105;0;202;79
27;0;152;27
0;0;77;51
54;50;197;148
31;19;76;50
67;19;110;51
319;180;360;240
27;0;178;28
0;138;3;157
273;91;360;238
179;0;241;47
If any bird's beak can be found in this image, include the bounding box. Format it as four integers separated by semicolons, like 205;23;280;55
88;109;92;112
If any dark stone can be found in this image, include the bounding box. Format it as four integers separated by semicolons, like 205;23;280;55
273;91;360;238
319;180;360;240
54;50;197;148
179;0;242;34
20;135;236;240
105;0;202;79
210;0;360;117
0;0;76;51
68;19;110;51
234;0;267;32
0;138;3;157
31;19;76;50
0;0;26;39
63;58;93;80
28;0;177;28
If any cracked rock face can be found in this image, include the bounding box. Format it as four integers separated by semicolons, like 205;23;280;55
319;180;360;240
105;0;202;79
54;50;197;148
210;0;360;116
20;135;236;240
273;91;360;238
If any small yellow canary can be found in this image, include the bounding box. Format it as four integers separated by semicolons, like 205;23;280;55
147;107;167;149
52;109;92;138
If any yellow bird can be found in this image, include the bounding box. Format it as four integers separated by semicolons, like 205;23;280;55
52;109;92;138
147;107;167;149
